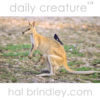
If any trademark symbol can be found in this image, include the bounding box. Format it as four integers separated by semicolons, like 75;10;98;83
87;1;94;5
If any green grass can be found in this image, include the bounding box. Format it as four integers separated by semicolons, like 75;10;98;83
0;68;17;83
60;66;100;83
75;67;92;71
23;69;41;75
61;67;93;72
92;59;100;65
68;61;85;66
75;66;100;71
64;45;84;57
33;50;41;55
60;67;93;73
60;69;67;73
89;73;99;78
3;44;31;51
2;52;29;57
92;80;100;83
96;44;100;48
10;77;17;83
75;67;100;83
0;44;41;57
19;66;41;75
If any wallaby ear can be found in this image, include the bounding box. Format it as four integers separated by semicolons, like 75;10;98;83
32;21;35;27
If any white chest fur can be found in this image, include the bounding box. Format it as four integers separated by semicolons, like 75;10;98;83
30;34;34;44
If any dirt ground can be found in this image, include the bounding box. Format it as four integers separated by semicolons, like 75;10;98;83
0;17;100;83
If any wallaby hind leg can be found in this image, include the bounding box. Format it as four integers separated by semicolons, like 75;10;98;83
36;55;55;77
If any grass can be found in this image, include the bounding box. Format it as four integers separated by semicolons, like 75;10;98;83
96;44;100;48
94;52;100;58
0;44;30;57
75;66;100;71
92;59;100;65
0;44;84;57
68;61;85;66
2;52;29;57
60;66;100;83
23;68;41;75
92;80;100;83
0;44;41;57
60;66;98;73
0;68;17;83
89;73;99;78
0;44;99;70
2;44;31;51
0;44;100;83
64;45;84;57
75;67;92;71
10;77;17;83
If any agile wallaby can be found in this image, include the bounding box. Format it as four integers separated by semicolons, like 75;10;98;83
22;22;100;76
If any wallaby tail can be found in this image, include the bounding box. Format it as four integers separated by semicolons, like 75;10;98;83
64;62;100;74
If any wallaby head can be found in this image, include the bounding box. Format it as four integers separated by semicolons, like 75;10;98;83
22;21;36;35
